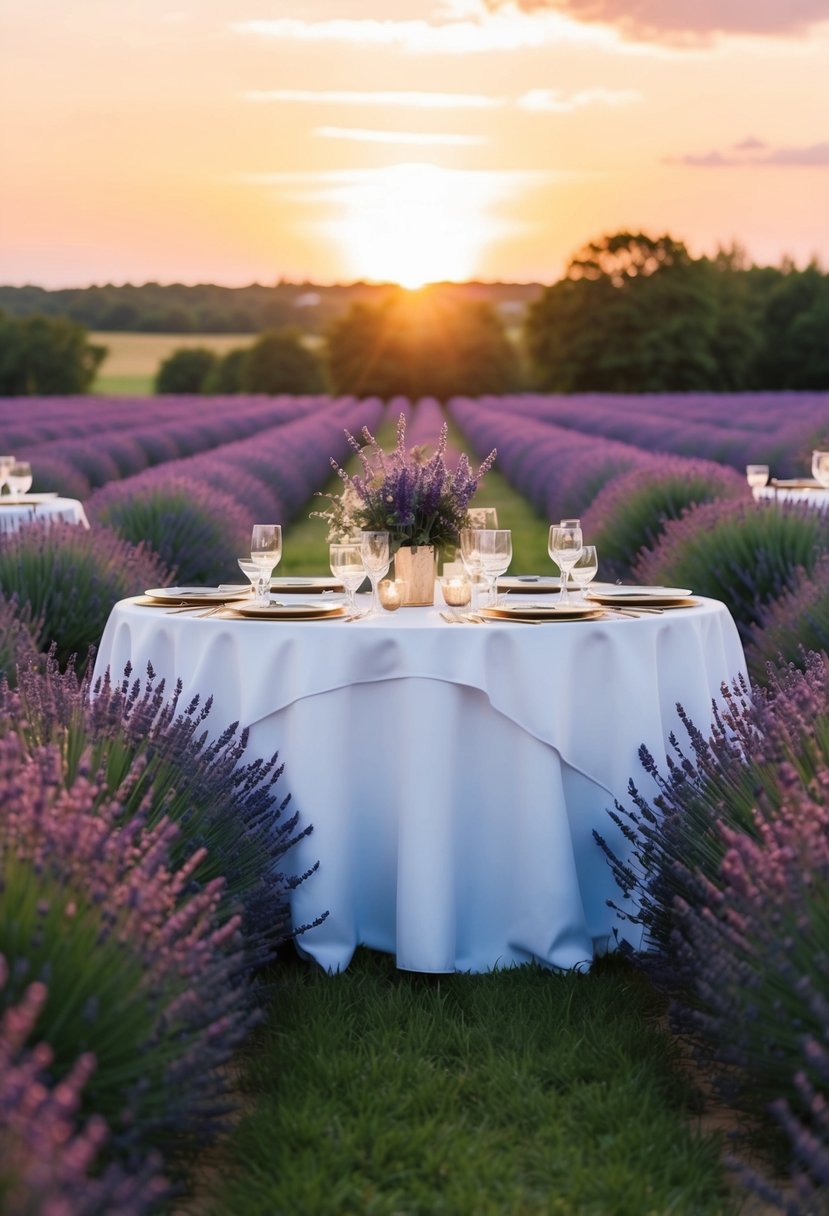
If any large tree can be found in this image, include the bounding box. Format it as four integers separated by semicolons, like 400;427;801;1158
325;289;520;399
525;231;762;393
0;312;106;395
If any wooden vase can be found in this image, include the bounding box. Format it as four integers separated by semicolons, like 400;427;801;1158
394;545;437;606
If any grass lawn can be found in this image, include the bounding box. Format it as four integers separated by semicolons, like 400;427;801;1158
208;950;735;1216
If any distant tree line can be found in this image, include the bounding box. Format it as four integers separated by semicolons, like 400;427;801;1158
2;232;829;395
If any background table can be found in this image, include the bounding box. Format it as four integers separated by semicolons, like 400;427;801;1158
0;495;89;533
94;594;747;974
755;484;829;511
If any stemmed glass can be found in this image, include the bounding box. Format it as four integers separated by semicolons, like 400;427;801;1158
811;452;829;489
7;461;32;496
330;542;366;614
360;531;390;617
250;524;282;604
548;523;583;607
459;528;484;611
477;529;512;607
569;545;598;604
746;465;770;498
0;455;16;495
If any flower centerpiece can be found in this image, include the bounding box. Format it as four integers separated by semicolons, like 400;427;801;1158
313;414;496;604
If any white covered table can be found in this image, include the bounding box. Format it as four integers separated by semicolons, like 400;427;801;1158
93;593;747;974
755;484;829;511
0;494;89;534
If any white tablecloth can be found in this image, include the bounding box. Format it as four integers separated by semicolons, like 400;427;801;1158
93;593;747;974
0;496;89;534
755;486;829;511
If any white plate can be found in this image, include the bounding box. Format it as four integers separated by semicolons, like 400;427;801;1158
498;575;561;593
269;576;344;593
483;602;601;621
144;586;250;602
588;585;692;599
231;600;345;620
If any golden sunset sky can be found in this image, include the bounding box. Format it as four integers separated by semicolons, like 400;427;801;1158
2;0;829;288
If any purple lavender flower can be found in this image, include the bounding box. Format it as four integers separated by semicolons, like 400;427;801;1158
329;412;496;551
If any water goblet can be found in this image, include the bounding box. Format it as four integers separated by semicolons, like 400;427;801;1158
0;455;16;495
548;523;583;606
459;527;484;611
811;452;829;489
360;531;390;617
569;545;598;604
330;542;365;614
746;465;770;498
250;524;282;603
7;461;32;496
477;529;512;607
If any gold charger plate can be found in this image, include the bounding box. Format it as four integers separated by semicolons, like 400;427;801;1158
229;601;346;621
481;603;603;622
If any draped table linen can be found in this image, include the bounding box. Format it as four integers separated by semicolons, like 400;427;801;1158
0;496;89;534
93;594;747;974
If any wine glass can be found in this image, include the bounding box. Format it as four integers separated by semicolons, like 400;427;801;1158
0;455;16;495
746;465;770;497
811;452;829;489
237;557;261;600
459;528;484;611
250;524;282;604
548;523;583;606
360;531;390;617
477;529;512;607
569;545;598;604
7;461;32;496
330;542;366;614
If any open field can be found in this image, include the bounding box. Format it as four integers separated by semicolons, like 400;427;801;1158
90;331;255;395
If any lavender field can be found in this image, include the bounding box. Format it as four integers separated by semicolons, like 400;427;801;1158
2;390;829;1210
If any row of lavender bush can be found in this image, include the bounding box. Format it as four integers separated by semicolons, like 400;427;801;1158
472;392;829;477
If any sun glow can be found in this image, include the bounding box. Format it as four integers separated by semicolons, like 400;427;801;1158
326;162;499;288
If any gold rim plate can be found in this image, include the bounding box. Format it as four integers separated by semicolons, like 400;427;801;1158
482;603;603;622
231;601;346;620
588;594;700;608
144;586;249;605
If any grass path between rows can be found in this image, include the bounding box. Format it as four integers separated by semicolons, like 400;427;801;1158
203;951;735;1216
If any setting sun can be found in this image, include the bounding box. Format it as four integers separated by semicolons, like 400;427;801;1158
327;163;498;288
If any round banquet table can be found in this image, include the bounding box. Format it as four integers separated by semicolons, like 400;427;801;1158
0;495;89;533
93;592;748;975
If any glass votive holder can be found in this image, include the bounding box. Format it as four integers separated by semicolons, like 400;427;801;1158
440;574;472;608
378;578;407;611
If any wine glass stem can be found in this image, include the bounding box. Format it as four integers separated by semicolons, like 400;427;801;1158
559;568;569;605
369;575;380;615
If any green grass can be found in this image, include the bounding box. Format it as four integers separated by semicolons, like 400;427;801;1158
89;332;255;396
208;950;733;1216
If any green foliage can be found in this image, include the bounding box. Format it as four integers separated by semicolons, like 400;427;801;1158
746;553;829;684
154;345;218;393
203;345;250;393
242;327;325;394
0;311;106;395
326;288;521;399
525;232;761;392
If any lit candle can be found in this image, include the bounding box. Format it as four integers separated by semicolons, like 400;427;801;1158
441;576;472;608
379;578;405;611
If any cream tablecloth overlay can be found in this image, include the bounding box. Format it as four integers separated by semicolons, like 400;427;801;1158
0;496;90;534
755;486;829;511
93;594;747;974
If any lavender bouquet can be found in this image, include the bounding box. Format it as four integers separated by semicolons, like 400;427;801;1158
316;414;496;553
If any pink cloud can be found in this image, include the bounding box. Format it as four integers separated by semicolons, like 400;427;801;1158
488;0;829;42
